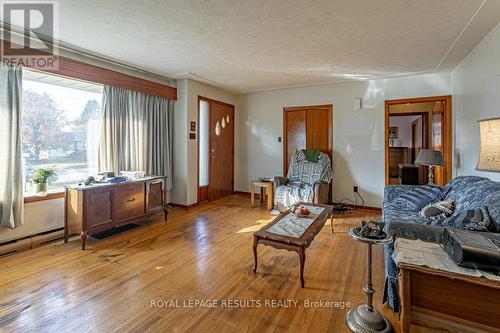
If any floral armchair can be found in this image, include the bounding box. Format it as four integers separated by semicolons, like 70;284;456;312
273;150;332;212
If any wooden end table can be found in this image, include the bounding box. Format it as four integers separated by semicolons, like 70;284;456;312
394;238;500;332
398;263;500;333
252;202;333;287
251;180;273;210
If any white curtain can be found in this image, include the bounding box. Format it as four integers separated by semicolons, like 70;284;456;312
98;86;173;190
0;64;23;229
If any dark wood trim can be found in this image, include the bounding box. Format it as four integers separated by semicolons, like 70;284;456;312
197;96;235;203
385;96;452;185
1;40;176;100
168;202;199;210
234;191;251;197
198;95;234;108
24;191;64;203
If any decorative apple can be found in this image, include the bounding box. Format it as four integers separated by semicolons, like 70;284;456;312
294;205;310;217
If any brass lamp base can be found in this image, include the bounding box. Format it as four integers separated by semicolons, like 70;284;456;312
346;305;392;333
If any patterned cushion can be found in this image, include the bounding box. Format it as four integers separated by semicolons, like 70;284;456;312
394;185;442;210
431;207;491;231
274;184;314;208
419;200;455;220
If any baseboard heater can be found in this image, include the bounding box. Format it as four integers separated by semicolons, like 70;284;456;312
0;228;64;256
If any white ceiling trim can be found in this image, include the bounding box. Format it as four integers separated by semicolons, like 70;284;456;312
239;70;437;95
436;0;500;72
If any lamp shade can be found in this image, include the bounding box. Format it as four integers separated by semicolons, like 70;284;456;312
414;149;444;166
477;118;500;172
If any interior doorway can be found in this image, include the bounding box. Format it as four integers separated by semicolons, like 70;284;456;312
385;96;452;186
198;97;235;203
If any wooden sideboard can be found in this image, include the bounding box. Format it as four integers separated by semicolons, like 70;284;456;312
64;176;167;249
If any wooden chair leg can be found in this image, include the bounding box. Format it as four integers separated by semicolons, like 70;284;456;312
251;183;255;207
267;186;273;210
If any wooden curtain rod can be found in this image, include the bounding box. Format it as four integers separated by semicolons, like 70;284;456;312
0;40;177;100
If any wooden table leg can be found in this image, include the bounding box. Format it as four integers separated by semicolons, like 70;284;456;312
299;246;306;288
330;215;334;234
267;186;273;210
253;236;258;273
81;231;88;250
400;268;410;333
251;183;255;207
260;187;264;203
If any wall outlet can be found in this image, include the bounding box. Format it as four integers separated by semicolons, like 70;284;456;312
353;186;358;193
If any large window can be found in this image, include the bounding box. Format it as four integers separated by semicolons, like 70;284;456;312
21;70;103;194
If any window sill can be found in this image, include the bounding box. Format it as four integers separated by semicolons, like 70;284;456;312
24;191;65;203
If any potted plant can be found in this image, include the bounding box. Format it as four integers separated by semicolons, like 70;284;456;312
31;167;56;193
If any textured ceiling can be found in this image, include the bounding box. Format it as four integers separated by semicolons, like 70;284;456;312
52;0;488;92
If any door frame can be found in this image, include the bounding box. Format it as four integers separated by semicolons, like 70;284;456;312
282;104;333;175
197;96;235;203
384;95;452;185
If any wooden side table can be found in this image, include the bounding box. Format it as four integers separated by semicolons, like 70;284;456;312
394;238;500;332
398;263;500;333
250;181;273;210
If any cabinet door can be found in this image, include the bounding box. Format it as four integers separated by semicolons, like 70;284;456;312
86;188;113;227
146;179;165;214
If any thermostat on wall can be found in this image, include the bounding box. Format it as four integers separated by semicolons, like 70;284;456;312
353;97;362;111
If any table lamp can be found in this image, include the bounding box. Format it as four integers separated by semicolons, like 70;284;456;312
414;149;444;185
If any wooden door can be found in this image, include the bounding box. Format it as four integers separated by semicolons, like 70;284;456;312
283;105;332;175
306;109;331;154
284;109;306;173
209;100;234;201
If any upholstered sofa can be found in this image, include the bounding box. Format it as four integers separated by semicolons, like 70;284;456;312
273;150;332;212
382;176;500;311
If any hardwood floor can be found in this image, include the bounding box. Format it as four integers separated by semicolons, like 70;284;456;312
0;194;400;333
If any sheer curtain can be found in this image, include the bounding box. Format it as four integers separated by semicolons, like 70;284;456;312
98;86;173;190
0;64;23;229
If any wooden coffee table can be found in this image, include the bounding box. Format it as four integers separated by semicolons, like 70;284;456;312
252;202;333;287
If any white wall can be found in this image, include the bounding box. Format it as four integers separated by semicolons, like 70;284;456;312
235;73;451;207
171;79;236;206
172;79;189;205
452;22;500;182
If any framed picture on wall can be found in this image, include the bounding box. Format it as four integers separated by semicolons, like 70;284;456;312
389;126;399;139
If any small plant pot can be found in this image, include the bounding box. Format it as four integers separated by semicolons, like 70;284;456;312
34;183;48;193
